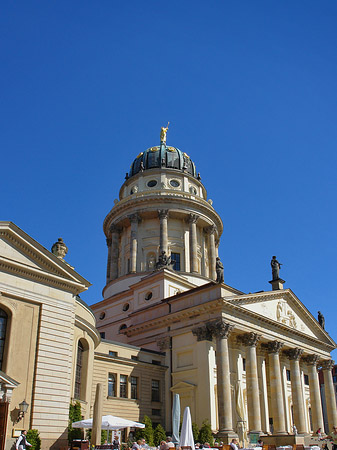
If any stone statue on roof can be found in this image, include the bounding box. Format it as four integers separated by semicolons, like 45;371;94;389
271;256;282;280
216;257;224;283
318;311;325;329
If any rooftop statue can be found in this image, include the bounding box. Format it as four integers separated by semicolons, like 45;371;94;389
160;122;169;144
318;311;325;329
216;257;224;283
271;255;282;280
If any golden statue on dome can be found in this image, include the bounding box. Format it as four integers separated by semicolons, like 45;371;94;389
160;122;169;143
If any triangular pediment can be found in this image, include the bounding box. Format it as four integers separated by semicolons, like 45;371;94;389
0;222;90;294
170;381;196;392
227;289;335;347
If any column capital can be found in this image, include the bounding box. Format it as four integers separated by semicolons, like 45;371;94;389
158;209;169;220
265;340;284;354
106;238;112;247
204;224;217;235
284;348;303;360
188;213;200;224
128;213;141;224
110;223;121;233
303;354;320;366
157;336;171;351
208;319;234;339
192;324;213;342
321;359;335;371
237;332;261;347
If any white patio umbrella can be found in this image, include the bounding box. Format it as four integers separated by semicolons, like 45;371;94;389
179;407;195;450
172;393;180;444
235;380;248;447
72;415;145;430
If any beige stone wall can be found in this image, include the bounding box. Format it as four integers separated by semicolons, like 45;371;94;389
91;341;167;429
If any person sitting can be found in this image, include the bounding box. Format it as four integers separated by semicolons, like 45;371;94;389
257;439;264;447
165;437;175;449
229;439;238;450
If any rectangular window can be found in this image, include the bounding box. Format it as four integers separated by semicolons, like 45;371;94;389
152;409;161;416
171;252;181;271
100;332;105;339
304;374;309;385
152;360;161;366
120;375;128;398
131;355;139;361
108;373;116;397
333;375;337;383
242;358;246;371
109;351;117;357
286;370;291;381
131;376;138;399
152;379;160;402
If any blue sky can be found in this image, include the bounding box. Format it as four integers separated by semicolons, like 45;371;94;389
1;1;337;353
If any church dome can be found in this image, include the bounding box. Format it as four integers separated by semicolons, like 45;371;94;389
128;143;197;178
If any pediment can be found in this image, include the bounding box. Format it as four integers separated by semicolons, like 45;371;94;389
171;381;196;393
228;290;335;346
0;222;90;294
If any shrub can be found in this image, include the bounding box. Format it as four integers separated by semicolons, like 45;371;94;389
153;424;166;446
68;402;82;442
134;415;154;446
26;429;41;450
192;422;199;443
198;420;213;445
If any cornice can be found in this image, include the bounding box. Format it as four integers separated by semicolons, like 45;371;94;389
75;315;101;347
0;256;87;295
103;195;223;237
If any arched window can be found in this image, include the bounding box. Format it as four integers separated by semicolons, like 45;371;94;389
0;309;8;370
74;341;84;399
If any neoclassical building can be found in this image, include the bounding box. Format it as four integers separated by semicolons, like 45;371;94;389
92;133;337;443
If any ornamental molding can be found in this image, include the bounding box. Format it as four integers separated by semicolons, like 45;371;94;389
158;209;169;220
103;194;223;237
188;214;200;224
192;324;213;342
207;319;234;339
264;341;284;354
302;354;320;366
157;336;171;351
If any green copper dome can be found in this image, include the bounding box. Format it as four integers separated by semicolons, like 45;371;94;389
128;143;197;178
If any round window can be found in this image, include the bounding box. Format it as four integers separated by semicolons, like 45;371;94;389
145;291;153;301
170;179;180;187
99;312;106;320
189;186;197;195
123;303;130;312
147;180;157;187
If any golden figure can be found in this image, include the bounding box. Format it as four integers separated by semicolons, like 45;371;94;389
160;122;169;143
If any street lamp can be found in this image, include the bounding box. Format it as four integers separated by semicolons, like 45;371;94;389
17;400;29;422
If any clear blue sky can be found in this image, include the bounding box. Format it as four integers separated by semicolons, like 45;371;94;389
1;1;337;353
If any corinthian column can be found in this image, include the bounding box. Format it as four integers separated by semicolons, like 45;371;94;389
304;355;324;433
285;348;307;434
208;319;236;441
240;333;262;433
267;341;287;434
128;214;140;273
158;210;169;255
205;225;216;280
110;224;120;280
322;359;337;431
189;214;199;273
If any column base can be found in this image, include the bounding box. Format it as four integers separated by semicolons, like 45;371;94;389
262;434;306;446
216;431;238;444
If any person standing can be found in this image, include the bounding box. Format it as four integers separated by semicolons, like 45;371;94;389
16;430;32;450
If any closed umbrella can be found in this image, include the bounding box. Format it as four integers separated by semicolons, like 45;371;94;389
172;393;180;444
179;407;195;450
235;380;248;447
91;383;103;446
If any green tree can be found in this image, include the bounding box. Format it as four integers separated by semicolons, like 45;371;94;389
134;416;154;446
153;424;166;446
68;402;82;442
198;420;213;445
192;422;199;443
26;429;41;450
